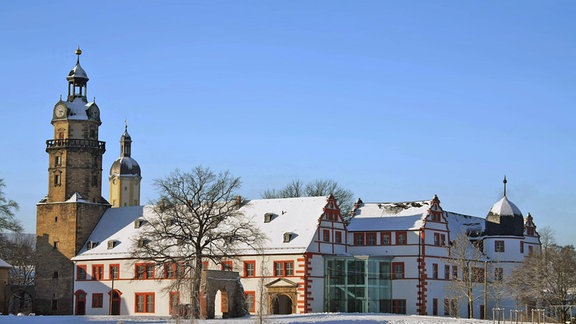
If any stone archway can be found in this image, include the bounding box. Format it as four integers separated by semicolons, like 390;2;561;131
266;278;298;315
271;294;293;314
201;270;247;319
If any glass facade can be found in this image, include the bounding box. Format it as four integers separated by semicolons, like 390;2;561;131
324;257;392;313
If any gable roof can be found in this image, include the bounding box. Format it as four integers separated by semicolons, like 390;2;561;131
73;196;331;261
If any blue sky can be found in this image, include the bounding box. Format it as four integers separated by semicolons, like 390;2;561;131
1;1;574;245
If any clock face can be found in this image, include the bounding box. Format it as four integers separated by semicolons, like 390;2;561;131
55;104;67;118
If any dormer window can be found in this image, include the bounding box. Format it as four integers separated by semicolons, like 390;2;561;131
87;241;99;250
264;213;275;223
134;219;146;228
107;240;118;250
283;232;294;243
137;238;149;247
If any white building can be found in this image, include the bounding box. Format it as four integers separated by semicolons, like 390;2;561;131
72;187;540;319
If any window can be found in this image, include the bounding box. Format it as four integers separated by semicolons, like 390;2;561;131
520;241;524;253
528;245;534;255
202;261;209;270
527;227;535;236
392;299;406;314
54;172;61;186
444;265;450;280
432;263;438;279
495;267;504;282
472;267;484;283
273;261;294;277
53;271;59;279
395;231;407;245
92;293;103;308
381;232;391;245
435;233;446;246
444;299;450;315
452;266;458;280
431;212;441;222
366;232;377;246
244;261;255;277
221;260;233;271
55;155;61;166
135;293;155;313
135;263;155;279
92;264;103;281
323;229;330;242
354;233;365;246
433;298;438;316
334;231;342;244
110;264;119;280
245;291;255;313
169;292;179;316
392;262;405;279
77;265;87;280
441;234;446;246
164;263;177;279
53;241;59;249
495;240;505;252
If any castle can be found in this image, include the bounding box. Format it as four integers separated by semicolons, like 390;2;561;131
36;50;540;318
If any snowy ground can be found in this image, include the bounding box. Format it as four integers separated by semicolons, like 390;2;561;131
0;313;497;324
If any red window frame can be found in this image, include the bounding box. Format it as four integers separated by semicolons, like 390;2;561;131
245;291;256;313
164;262;177;279
434;233;440;246
395;231;407;245
322;229;330;242
109;264;119;280
135;292;155;313
452;266;458;280
221;260;233;271
169;292;179;316
495;240;505;252
92;264;103;281
273;261;294;277
366;232;377;246
77;265;87;281
392;262;405;279
92;293;103;308
243;261;256;277
392;299;406;314
135;263;155;279
444;265;450;280
354;233;365;246
381;231;391;245
334;231;342;244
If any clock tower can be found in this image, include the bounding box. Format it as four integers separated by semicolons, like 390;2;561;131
35;48;110;315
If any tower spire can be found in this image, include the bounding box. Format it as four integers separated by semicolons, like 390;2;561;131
503;175;508;197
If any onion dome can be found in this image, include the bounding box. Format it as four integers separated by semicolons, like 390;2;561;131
485;177;525;236
109;125;141;177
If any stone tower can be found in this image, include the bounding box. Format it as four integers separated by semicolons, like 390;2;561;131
35;48;110;315
109;124;142;207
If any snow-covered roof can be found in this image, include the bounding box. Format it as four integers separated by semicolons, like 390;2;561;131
67;192;87;203
65;98;94;121
73;196;331;261
0;258;12;268
353;200;431;218
349;199;485;235
488;196;523;218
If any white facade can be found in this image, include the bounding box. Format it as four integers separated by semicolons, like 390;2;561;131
72;193;540;319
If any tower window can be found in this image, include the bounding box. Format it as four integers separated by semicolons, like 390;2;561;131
90;129;96;138
54;172;62;186
92;174;98;186
54;216;58;223
55;155;61;166
53;271;59;279
53;241;59;249
51;299;58;311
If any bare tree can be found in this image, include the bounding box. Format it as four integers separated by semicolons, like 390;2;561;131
131;167;265;319
0;179;22;233
262;179;353;215
0;233;35;314
508;238;576;323
446;233;486;318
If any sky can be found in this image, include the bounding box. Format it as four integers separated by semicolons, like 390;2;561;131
0;1;574;245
